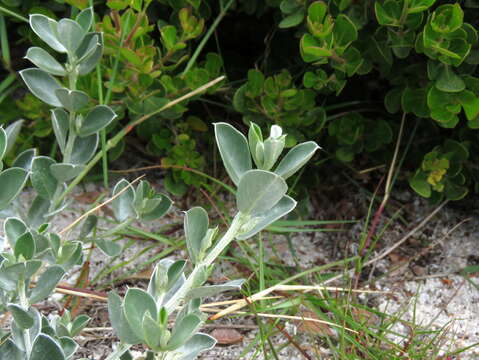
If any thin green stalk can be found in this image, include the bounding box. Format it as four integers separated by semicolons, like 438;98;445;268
90;0;109;189
0;15;10;68
164;212;245;313
0;6;27;22
18;279;31;358
182;0;235;75
104;12;131;105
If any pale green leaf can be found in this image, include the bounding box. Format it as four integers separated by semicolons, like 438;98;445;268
0;167;29;209
236;170;287;215
214;122;252;186
29;14;66;53
19;68;62;107
77;105;116;137
29;265;65;304
185;207;208;264
25;47;66;76
31;156;58;200
274;141;320;180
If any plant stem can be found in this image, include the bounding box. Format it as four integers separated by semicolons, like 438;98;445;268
18;279;32;358
105;343;132;360
164;212;245;313
182;0;235;75
0;6;27;22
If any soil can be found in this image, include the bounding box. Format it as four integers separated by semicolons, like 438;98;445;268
3;182;479;360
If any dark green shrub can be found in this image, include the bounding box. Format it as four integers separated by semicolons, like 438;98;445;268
2;0;479;201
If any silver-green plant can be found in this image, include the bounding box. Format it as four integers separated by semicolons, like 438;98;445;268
0;8;319;360
0;9;173;360
19;8;115;226
106;122;319;359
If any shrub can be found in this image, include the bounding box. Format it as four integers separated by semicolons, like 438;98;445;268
2;0;479;203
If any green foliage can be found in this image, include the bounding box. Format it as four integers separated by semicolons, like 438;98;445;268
234;69;322;145
409;139;469;201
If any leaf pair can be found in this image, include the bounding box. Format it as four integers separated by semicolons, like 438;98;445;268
111;179;173;222
214;122;319;186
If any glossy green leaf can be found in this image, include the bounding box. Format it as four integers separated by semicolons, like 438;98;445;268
409;170;431;198
161;25;178;50
185;207;208;264
279;10;304;29
7;304;34;329
401;87;430;117
167;313;202;350
55;89;89;112
111;179;136;222
375;0;401;26
435;67;465;92
77;105;116;137
25;47;66;76
246;70;264;97
29;14;66;53
19;68;62;107
274;141;320;180
30;334;65;360
214;122;252;186
237;170;287;215
14;232;35;260
458;91;479;121
300;34;332;62
57;18;86;53
50;163;86;182
70;134;98;164
124;288;157;339
31;157;58;200
0;167;29;209
408;0;436;14
430;4;463;34
306;1;333;37
334;14;357;48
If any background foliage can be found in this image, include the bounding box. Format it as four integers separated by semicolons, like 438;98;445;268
1;0;479;201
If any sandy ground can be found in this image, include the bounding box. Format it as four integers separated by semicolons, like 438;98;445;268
2;184;478;359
